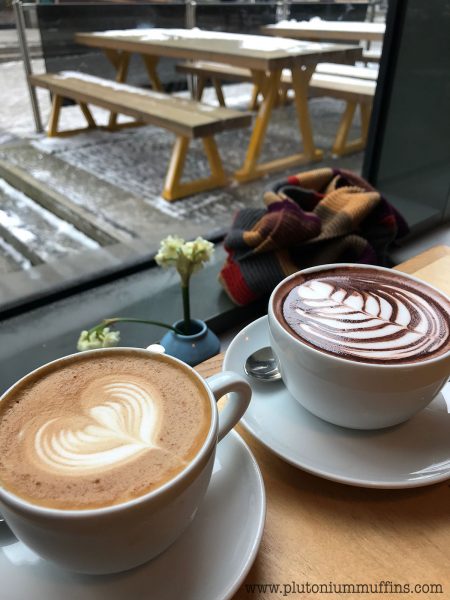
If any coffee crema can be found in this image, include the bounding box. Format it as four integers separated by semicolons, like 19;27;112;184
274;266;450;364
0;351;211;509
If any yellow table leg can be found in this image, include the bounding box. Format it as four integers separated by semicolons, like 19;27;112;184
360;102;372;141
331;100;371;156
234;68;282;182
330;100;373;156
196;75;206;101
162;135;228;201
202;136;227;185
142;55;163;92
235;63;326;183
104;49;121;71
290;65;323;161
106;51;130;130
78;102;96;129
48;94;62;137
279;85;289;106
212;78;226;107
248;69;270;111
47;94;100;138
332;101;357;155
249;82;261;111
163;136;189;199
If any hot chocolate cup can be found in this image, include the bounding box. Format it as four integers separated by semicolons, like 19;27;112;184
268;264;450;430
0;348;251;574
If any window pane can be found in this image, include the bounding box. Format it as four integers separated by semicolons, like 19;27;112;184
364;0;450;233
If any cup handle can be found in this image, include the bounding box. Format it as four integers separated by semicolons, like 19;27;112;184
206;371;251;442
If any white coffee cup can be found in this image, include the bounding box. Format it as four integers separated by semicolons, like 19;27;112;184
268;264;450;430
0;348;251;574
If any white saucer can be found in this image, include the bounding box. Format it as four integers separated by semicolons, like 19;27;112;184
0;431;265;600
224;316;450;489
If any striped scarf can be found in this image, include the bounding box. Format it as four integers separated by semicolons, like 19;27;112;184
219;168;408;305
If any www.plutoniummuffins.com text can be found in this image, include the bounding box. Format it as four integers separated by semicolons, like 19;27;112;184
244;580;444;596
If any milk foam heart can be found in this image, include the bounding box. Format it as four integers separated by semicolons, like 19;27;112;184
35;379;164;474
0;352;211;509
274;266;450;364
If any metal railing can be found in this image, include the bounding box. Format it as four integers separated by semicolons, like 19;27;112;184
13;0;43;132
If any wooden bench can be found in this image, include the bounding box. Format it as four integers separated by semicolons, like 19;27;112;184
176;61;377;105
306;73;376;156
176;61;377;156
29;71;252;201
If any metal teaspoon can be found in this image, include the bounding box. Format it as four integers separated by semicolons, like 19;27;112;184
244;346;282;382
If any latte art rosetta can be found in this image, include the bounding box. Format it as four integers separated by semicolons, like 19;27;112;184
283;274;450;362
35;381;162;474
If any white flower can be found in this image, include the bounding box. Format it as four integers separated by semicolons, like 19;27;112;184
155;235;214;285
182;238;214;261
77;327;120;351
191;237;215;263
155;235;185;267
180;239;214;277
76;237;213;349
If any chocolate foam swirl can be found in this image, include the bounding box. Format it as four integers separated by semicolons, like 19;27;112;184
34;380;165;474
282;271;450;363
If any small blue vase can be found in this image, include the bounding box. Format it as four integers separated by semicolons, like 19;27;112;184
159;319;221;367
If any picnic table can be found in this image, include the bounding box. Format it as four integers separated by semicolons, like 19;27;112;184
75;28;362;182
262;19;385;43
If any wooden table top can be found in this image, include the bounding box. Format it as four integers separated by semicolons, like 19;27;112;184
75;28;362;71
263;19;386;42
196;245;450;600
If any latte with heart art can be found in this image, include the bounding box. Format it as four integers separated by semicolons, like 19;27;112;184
0;351;211;509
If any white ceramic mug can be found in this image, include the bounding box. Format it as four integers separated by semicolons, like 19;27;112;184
268;264;450;430
0;348;251;574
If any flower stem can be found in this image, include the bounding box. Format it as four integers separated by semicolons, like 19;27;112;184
181;284;191;335
88;318;176;335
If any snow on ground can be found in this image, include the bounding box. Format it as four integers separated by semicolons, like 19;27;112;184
0;235;32;270
0;176;99;262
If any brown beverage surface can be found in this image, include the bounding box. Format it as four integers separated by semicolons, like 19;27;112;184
274;266;450;364
0;351;211;510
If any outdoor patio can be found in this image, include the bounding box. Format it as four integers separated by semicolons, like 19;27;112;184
0;56;366;275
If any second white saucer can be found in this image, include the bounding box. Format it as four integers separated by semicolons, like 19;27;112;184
224;316;450;489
